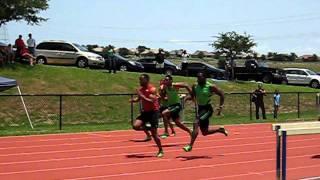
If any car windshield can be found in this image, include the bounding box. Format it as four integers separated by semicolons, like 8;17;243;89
257;61;269;67
73;43;89;52
164;59;177;66
203;63;218;69
114;54;128;61
306;70;317;75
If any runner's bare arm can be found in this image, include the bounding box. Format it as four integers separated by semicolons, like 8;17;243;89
136;88;158;102
173;82;192;94
129;96;140;103
211;85;225;114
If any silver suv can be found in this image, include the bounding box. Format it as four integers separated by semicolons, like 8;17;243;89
35;41;104;68
284;68;320;88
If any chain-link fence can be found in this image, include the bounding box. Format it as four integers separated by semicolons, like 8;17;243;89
0;92;319;131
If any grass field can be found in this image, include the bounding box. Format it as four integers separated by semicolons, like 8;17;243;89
0;64;319;136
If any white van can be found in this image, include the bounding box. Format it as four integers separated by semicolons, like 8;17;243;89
35;41;105;68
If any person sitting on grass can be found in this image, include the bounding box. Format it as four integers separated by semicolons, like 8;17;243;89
183;72;228;152
20;47;36;66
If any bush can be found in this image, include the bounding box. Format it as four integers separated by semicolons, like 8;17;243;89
217;58;226;69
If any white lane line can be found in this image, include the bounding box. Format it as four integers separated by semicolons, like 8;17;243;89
0;134;319;157
300;177;320;180
201;164;320;180
0;136;318;158
0;132;274;150
0;123;271;142
63;155;320;180
1;142;319;169
0;128;273;145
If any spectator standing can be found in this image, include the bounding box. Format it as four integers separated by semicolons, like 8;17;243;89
224;58;232;80
181;50;189;76
7;44;15;64
107;46;116;74
27;33;36;56
273;89;281;119
155;48;165;74
15;35;25;59
252;83;267;120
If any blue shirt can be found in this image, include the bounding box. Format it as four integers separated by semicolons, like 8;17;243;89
274;94;281;106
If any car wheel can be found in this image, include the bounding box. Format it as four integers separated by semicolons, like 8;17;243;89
281;80;288;85
262;74;272;83
310;80;319;88
209;73;217;79
120;65;127;71
164;69;173;75
37;57;47;65
77;58;88;68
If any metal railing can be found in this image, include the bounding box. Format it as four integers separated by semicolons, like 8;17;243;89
0;92;319;130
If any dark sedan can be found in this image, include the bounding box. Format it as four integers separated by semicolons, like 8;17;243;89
104;54;144;72
136;57;180;75
180;62;225;79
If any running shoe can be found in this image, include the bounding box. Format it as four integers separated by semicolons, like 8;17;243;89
219;126;228;136
160;133;169;139
183;144;192;152
156;150;164;158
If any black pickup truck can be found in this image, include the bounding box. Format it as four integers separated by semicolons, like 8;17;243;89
233;60;287;84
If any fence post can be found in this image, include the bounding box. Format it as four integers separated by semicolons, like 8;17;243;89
130;94;134;128
317;93;320;121
249;93;252;120
59;95;62;130
297;92;300;119
275;125;281;180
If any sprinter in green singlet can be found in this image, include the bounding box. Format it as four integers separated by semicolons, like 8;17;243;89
160;75;192;139
183;72;228;152
159;78;176;137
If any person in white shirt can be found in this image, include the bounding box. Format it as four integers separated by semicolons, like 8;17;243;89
181;50;189;76
27;33;36;56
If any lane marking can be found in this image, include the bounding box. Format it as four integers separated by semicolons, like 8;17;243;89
1;136;318;158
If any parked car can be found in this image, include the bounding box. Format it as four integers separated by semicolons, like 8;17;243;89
35;41;105;68
103;54;144;72
136;57;180;75
233;59;287;84
284;68;320;88
180;62;225;79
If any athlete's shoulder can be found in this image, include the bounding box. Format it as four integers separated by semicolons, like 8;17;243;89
206;81;214;86
173;82;187;88
148;84;157;92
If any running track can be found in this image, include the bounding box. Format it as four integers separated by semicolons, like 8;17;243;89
0;123;319;180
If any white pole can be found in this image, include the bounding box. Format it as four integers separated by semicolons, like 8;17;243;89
17;86;34;129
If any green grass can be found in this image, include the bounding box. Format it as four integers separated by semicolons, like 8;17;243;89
0;63;319;136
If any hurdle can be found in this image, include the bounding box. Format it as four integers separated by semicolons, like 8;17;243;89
272;121;320;180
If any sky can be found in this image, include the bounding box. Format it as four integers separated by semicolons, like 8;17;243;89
2;0;320;55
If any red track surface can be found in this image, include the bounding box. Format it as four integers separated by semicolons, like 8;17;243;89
0;123;319;180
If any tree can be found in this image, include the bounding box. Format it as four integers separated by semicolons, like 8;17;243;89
260;54;266;61
288;52;297;61
0;0;49;27
86;44;98;52
312;54;318;62
197;51;205;59
136;45;150;56
212;31;256;80
118;48;130;56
